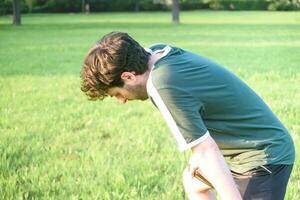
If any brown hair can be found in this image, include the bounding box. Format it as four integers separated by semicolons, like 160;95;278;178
81;32;150;100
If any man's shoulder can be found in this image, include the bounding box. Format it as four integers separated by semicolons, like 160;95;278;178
145;43;169;51
150;65;172;90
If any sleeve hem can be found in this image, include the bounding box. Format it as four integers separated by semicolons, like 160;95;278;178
179;131;210;152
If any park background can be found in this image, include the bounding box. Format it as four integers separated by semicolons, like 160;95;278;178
1;0;300;199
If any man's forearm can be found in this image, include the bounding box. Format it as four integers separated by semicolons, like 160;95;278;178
191;137;242;200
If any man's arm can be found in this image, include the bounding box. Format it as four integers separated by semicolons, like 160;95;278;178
189;135;242;200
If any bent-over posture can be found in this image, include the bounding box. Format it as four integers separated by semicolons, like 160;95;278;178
81;32;295;200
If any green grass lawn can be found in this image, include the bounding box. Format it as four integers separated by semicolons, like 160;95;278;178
0;11;299;199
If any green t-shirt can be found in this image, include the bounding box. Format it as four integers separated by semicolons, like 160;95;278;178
145;44;295;173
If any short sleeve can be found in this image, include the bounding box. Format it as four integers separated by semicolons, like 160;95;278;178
147;79;210;152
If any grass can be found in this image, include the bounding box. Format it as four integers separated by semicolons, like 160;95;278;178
0;11;299;199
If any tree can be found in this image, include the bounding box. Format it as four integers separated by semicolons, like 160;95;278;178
172;0;180;24
12;0;21;25
154;0;180;23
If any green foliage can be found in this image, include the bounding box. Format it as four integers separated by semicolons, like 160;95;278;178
225;0;269;10
0;11;300;199
191;0;300;10
0;0;168;14
209;0;225;9
183;0;270;10
266;0;300;10
0;0;13;15
1;0;300;14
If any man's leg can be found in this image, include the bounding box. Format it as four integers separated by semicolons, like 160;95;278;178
182;167;217;200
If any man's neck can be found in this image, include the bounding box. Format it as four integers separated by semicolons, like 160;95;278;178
143;50;166;90
147;51;165;71
140;51;165;99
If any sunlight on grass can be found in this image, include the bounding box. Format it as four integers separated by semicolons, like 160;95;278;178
0;11;299;199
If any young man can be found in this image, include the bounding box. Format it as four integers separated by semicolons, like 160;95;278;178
81;32;295;200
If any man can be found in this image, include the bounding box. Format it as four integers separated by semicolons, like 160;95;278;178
81;32;295;200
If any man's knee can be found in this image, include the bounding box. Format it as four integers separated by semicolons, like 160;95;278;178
182;167;211;193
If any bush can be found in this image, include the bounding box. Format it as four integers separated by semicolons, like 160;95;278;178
0;0;299;15
182;0;269;11
267;0;300;10
180;0;208;10
221;0;269;10
0;0;29;15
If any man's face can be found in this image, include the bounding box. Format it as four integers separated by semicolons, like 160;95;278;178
107;82;148;104
107;71;149;104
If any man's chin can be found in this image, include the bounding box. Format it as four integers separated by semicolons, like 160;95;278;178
128;96;148;101
141;96;149;101
133;95;149;101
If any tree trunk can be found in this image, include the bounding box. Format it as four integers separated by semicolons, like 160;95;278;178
172;0;179;24
12;0;21;26
82;0;85;13
135;2;140;12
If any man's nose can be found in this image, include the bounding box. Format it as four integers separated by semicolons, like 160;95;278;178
117;97;127;104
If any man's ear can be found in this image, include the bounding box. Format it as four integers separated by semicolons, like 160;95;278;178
120;71;136;83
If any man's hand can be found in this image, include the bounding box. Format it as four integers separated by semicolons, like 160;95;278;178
188;155;214;188
183;165;216;200
187;135;242;200
183;166;212;192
